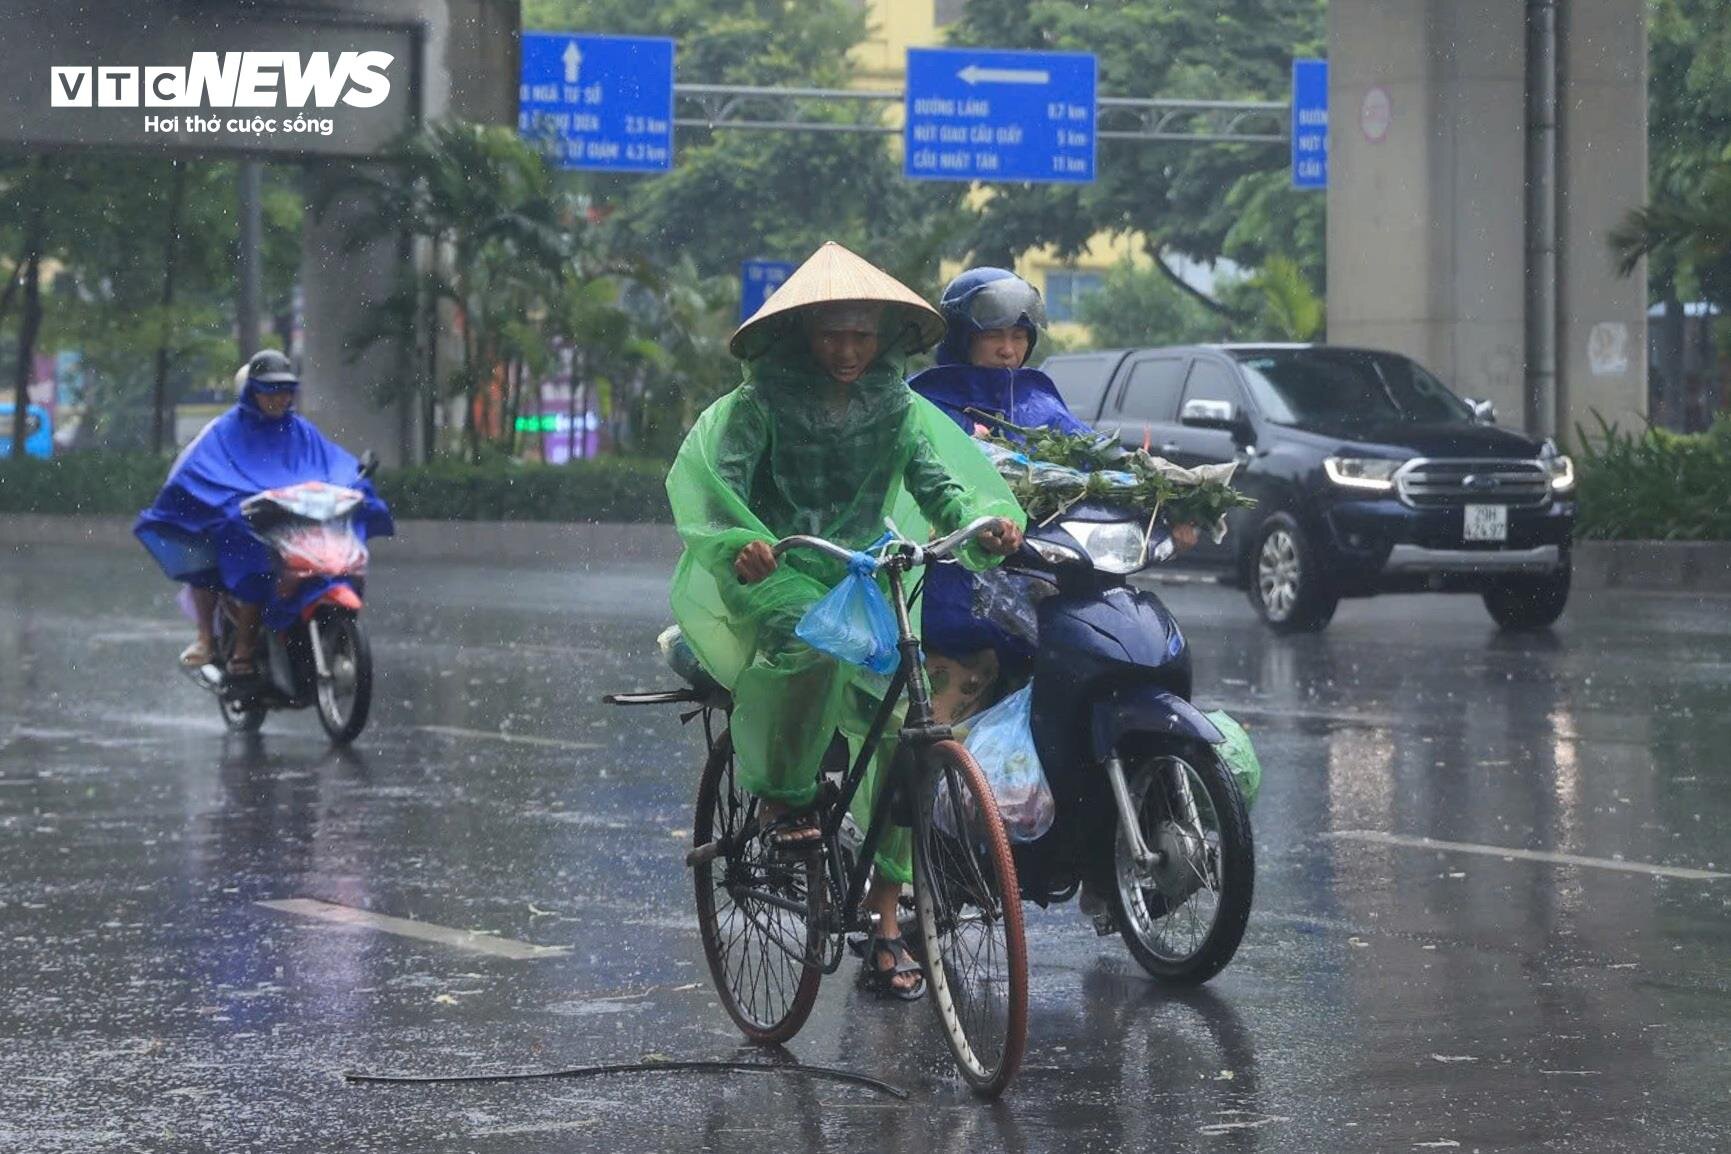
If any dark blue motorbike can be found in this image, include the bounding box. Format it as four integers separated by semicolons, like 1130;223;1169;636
988;502;1254;984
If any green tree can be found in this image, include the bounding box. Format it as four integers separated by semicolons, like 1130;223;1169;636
1076;260;1222;348
1;154;289;454
321;122;578;460
1610;0;1731;424
523;0;969;291
947;0;1326;315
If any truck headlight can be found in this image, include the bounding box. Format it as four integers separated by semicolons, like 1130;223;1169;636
1324;457;1404;491
1061;520;1148;574
1550;449;1578;491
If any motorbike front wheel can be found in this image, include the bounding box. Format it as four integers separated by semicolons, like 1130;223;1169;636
1107;747;1253;985
314;611;372;745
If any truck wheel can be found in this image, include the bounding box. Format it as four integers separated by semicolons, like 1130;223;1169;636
1483;564;1570;630
1247;514;1339;633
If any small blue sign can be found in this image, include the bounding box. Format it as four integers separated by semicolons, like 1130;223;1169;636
904;47;1096;184
519;32;675;173
740;260;796;324
1291;58;1328;190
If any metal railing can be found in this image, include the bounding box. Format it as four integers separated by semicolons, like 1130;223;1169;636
672;84;1287;145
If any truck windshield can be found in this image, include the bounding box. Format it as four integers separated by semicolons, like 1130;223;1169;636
1231;349;1474;427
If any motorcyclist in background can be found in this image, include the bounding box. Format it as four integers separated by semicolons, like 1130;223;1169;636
134;350;392;679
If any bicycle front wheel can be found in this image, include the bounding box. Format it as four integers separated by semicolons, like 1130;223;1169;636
693;731;825;1045
911;739;1028;1097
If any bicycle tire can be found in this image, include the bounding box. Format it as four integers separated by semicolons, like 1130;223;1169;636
693;731;824;1045
910;739;1028;1097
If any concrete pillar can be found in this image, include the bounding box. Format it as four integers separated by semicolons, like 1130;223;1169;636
1556;2;1648;440
300;167;414;462
1328;0;1647;441
295;0;518;465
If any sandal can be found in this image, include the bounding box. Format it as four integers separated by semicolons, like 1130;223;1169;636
758;805;822;850
225;655;259;680
180;640;215;667
857;935;925;1002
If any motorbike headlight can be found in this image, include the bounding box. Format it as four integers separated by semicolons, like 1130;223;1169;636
1028;538;1084;566
1323;456;1405;492
1061;520;1148;574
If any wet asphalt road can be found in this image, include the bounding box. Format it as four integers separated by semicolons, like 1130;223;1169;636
1;543;1729;1153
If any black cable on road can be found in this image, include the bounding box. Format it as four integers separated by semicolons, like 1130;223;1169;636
343;1057;910;1100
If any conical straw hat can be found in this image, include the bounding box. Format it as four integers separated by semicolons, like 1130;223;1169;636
729;241;947;360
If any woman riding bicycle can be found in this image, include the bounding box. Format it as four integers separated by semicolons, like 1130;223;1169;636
665;242;1024;1000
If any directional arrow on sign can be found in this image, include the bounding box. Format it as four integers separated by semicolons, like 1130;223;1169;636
563;41;583;85
958;64;1051;86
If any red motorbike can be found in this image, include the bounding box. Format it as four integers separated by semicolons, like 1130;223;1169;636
185;471;381;744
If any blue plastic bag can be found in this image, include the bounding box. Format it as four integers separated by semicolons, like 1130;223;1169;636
937;686;1055;844
795;552;901;675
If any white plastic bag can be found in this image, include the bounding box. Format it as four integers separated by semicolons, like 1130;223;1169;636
935;686;1055;844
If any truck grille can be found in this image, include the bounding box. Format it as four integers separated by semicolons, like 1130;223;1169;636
1396;459;1550;508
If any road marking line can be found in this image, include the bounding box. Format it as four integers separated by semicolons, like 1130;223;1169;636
257;898;570;960
1321;830;1730;881
416;725;600;751
473;1120;598;1137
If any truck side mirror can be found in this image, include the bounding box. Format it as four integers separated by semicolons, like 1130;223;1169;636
1181;398;1255;443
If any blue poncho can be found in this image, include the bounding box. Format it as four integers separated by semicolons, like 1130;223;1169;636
134;381;394;618
909;359;1090;664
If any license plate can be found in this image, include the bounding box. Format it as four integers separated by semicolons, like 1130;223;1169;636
1463;504;1508;542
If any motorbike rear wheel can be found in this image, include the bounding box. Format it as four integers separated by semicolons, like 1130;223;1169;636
1107;747;1253;985
314;611;372;745
213;602;266;733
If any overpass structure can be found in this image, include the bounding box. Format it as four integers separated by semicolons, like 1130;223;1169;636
1328;0;1647;439
0;1;1648;462
0;0;518;465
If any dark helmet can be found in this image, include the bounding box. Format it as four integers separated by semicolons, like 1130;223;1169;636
243;349;298;392
934;267;1047;366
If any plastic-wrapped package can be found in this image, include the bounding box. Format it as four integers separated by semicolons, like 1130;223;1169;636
795;553;901;676
970;567;1048;648
935;686;1055;844
1203;709;1263;809
1028;461;1088;492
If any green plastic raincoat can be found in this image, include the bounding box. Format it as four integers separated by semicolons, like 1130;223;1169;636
667;342;1023;883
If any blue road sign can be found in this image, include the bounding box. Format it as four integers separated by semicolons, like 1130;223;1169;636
1291;58;1328;190
904;47;1096;184
519;32;675;173
740;260;796;324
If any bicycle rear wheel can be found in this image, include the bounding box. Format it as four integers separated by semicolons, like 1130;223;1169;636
693;731;825;1044
911;739;1028;1097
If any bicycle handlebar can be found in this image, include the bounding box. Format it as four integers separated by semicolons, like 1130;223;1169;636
771;515;1007;567
770;534;856;564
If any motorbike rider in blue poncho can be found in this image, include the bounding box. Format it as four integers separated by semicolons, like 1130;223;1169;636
134;350;394;678
909;268;1198;723
911;267;1202;930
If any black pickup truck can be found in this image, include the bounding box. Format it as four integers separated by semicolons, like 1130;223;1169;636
1040;344;1578;632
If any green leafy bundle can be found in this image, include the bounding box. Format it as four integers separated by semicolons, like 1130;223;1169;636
967;410;1255;528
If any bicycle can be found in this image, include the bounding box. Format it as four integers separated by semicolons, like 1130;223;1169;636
608;516;1029;1097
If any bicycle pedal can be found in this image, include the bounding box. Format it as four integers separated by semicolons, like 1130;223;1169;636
1089;912;1119;938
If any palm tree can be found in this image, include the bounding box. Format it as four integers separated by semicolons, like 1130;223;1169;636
1610;160;1731;308
318;121;577;460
